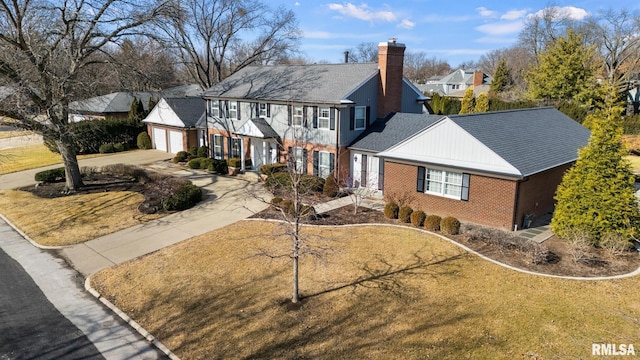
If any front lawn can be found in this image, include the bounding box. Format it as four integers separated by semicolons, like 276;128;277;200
91;221;640;359
0;144;100;174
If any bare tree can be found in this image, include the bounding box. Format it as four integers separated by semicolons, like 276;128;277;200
345;42;378;63
158;0;300;89
477;45;535;97
403;52;451;83
0;0;175;191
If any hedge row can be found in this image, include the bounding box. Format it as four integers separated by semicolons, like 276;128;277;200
383;201;460;235
45;118;145;155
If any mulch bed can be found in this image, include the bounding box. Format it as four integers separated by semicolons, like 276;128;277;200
252;203;640;278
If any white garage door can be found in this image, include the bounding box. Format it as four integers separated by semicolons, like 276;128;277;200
152;128;167;152
168;130;184;154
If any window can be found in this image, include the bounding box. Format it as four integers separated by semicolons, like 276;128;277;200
230;137;241;158
259;103;270;118
294;147;304;173
318;107;330;129
319;152;331;179
210;100;220;117
418;167;469;200
213;135;223;159
229;101;238;120
292;106;304;126
354;106;366;130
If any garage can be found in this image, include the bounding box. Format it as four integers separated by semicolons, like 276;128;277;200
168;130;184;153
152;127;167;152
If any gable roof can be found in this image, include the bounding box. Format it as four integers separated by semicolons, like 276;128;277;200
235;117;279;139
349;113;444;152
377;107;590;178
143;97;205;128
202;63;380;104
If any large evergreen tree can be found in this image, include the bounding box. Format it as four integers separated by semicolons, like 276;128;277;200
551;86;640;245
474;93;489;113
526;29;601;107
459;88;475;114
489;58;513;93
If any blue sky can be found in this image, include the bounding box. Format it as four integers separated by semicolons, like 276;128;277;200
270;1;637;67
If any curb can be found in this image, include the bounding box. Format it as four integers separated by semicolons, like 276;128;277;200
242;218;640;281
84;277;181;360
0;213;65;250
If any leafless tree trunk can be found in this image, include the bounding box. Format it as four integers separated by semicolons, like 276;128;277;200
0;0;176;191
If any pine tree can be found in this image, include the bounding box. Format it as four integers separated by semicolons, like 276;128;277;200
474;93;489;113
526;29;601;107
147;96;158;116
490;58;513;93
551;84;640;245
459;88;475;114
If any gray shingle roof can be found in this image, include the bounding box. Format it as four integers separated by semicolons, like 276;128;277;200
449;107;590;176
164;97;206;127
349;113;445;152
202;63;380;104
251;117;279;138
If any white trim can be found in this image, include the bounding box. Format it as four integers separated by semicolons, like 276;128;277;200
354;105;366;130
318;107;331;130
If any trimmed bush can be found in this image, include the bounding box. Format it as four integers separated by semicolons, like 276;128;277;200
410;210;426;227
188;146;198;157
279;199;294;213
45;117;145;154
227;157;242;168
259;163;288;176
113;143;125;152
173;151;189;163
35;167;65;183
441;216;461;235
99;143;115;153
424;215;441;232
264;173;324;193
137;131;152;149
162;184;202;211
207;159;228;174
187;158;204;169
398;206;413;223
384;202;399;219
323;175;339;197
196;146;208;158
270;196;283;206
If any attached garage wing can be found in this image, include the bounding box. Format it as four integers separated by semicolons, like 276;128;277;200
168;130;184;154
152;128;167;152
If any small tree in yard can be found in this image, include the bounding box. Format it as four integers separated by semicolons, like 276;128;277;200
459;88;475;114
551;84;640;247
344;173;379;214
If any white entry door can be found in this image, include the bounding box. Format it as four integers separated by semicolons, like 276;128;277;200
152;128;167;152
351;152;379;189
168;130;184;154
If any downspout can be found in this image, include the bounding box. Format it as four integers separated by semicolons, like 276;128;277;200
512;180;521;231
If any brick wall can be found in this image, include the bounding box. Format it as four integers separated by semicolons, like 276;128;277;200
384;161;518;230
514;163;572;228
377;40;405;118
281;139;339;177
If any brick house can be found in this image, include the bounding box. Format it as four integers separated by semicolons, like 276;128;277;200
351;107;590;230
200;39;429;178
143;97;206;153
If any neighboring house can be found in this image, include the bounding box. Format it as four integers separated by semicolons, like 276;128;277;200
416;69;493;97
69;84;203;122
143;97;207;153
628;86;639;115
351;107;590;231
201;39;429;175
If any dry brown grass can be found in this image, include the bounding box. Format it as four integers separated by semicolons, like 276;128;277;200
0;129;29;139
0;144;101;175
626;155;640;174
92;221;640;359
0;190;162;246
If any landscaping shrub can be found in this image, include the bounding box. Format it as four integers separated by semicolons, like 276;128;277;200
323;175;339;197
227;157;242;168
265;172;324;193
270;197;283;209
383;202;399;219
162;184;202;211
424;215;441;232
197;146;208;158
398;206;413;223
300;204;317;220
173;151;189;163
460;224;551;264
200;158;214;170
440;216;460;235
259;163;288;176
207;159;228;174
279;199;294;213
187;158;204;169
99;143;115;154
188;146;198;157
99;164;149;182
35;167;65;183
137;131;152;149
600;232;632;258
113;143;125;152
45;117;145;154
410;210;426;227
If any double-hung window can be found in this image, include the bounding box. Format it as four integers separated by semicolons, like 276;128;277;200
418;166;469;200
354;106;366;130
259;103;270;118
228;101;238;120
210;100;220;117
213;135;223;159
292;106;304;126
318;151;331;178
318;107;330;129
230;138;241;158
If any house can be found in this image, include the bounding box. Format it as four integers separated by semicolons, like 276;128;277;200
416;68;492;97
143;97;207;153
201;39;429;176
628;86;639;115
350;107;590;230
69;84;203;122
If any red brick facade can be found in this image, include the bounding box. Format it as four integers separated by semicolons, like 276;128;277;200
384;160;570;230
377;40;405;118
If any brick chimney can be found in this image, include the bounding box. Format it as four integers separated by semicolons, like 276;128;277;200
473;71;484;87
377;38;405;118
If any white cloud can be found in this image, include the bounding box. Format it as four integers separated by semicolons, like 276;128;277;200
501;9;527;20
328;3;397;22
529;6;589;21
475;36;519;44
302;30;383;40
477;7;498;18
475;21;524;36
397;18;415;29
294;1;300;6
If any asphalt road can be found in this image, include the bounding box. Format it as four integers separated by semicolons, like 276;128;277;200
0;247;104;360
